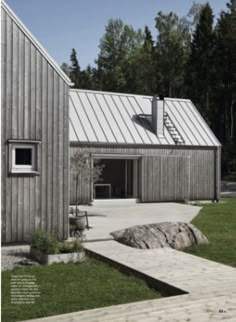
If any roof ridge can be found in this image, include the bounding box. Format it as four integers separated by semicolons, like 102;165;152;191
1;0;73;86
70;88;151;99
69;88;191;102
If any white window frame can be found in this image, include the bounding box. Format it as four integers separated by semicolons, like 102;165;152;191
12;145;35;172
8;140;40;175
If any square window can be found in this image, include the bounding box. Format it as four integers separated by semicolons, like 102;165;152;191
8;140;40;175
15;148;32;165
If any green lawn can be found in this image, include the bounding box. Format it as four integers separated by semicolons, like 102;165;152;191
2;258;161;322
185;198;236;267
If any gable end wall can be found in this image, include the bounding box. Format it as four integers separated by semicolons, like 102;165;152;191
1;8;69;243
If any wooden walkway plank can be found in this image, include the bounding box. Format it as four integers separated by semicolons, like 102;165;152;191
25;241;236;321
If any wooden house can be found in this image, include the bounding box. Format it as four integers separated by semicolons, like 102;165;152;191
69;89;221;204
1;1;73;243
1;1;221;243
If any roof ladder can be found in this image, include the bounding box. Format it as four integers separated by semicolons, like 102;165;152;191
164;112;185;145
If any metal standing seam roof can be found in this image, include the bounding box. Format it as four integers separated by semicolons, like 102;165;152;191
1;1;73;86
69;89;221;147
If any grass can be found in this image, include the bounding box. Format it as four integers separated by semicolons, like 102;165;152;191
2;258;161;322
184;198;236;267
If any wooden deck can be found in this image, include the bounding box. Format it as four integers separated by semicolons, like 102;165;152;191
25;293;236;321
26;241;236;321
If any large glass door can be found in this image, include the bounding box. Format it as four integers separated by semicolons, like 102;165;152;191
94;158;138;199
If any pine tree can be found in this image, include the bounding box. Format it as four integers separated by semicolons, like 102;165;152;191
124;26;157;95
214;0;236;173
79;65;97;90
141;26;157;94
70;48;80;88
185;3;215;124
143;26;154;50
61;62;70;76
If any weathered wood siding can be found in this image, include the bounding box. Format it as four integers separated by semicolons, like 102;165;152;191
70;145;218;204
1;8;69;243
141;155;190;202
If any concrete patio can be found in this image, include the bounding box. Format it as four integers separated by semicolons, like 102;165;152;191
76;202;202;241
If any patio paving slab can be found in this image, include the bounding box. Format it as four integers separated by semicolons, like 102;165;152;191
76;202;201;241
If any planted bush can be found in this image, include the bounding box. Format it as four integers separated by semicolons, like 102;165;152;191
59;240;83;254
31;230;83;255
71;240;83;252
31;230;60;254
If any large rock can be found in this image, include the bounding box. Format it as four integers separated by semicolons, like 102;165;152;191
111;222;208;250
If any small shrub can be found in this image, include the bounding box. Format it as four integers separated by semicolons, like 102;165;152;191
59;242;72;254
31;231;84;255
71;240;83;252
59;240;83;253
31;230;60;254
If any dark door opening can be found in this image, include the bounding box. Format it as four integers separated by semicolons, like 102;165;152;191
94;159;136;199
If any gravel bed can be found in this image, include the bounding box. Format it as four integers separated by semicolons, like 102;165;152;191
1;245;39;271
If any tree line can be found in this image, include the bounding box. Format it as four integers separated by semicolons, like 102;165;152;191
62;1;236;177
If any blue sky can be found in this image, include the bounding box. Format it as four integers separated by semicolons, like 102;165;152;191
6;0;228;69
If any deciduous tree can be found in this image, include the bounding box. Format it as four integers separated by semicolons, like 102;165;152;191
96;18;144;92
155;11;191;97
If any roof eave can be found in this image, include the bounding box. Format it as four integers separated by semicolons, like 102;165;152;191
69;141;221;148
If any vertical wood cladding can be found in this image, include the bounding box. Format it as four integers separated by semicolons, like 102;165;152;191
70;145;218;204
1;8;69;242
141;155;190;202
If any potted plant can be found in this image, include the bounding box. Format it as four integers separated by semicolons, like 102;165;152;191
70;151;104;236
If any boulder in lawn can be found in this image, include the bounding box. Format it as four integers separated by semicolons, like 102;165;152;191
110;222;208;250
